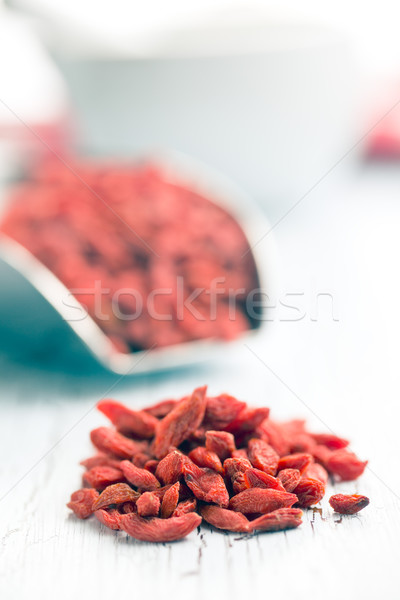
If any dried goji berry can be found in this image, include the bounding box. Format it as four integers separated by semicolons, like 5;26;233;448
229;488;297;514
329;494;369;514
136;492;160;517
200;505;250;533
67;488;99;519
153;386;207;458
248;438;279;475
256;420;291;456
172;498;197;517
311;433;349;450
250;508;303;532
120;460;160;491
80;453;121;470
303;463;329;485
188;446;223;474
203;394;246;430
97;399;158;439
93;483;139;510
325;449;367;481
82;466;125;490
118;512;202;542
294;478;325;508
224;457;252;494
90;427;146;459
225;407;270;435
94;508;120;530
183;461;229;507
244;468;285;491
144;399;179;418
160;482;180;518
277;469;301;493
277;453;313;474
205;430;236;461
155;450;187;485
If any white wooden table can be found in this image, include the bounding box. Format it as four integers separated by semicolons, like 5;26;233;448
1;167;399;599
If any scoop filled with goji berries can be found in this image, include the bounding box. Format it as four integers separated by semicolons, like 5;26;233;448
68;386;369;542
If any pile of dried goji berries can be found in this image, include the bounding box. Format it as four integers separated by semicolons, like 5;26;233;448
67;386;369;542
1;160;259;353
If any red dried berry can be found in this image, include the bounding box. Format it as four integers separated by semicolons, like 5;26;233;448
183;462;229;507
144;399;179;419
136;492;161;517
118;512;202;542
90;427;146;459
226;407;270;435
67;488;99;519
224;457;252;494
153;386;207;458
303;463;329;485
120;460;160;491
97;399;158;439
247;438;279;475
244;468;286;491
155;450;187;485
82;466;125;490
311;433;349;450
172;498;197;517
277;453;313;474
277;469;301;492
250;508;303;532
94;508;120;530
188;446;224;474
80;453;121;470
93;483;139;510
161;482;180;518
205;430;236;461
201;505;250;533
229;488;297;515
326;450;367;481
294;478;325;508
203;394;246;430
329;494;369;514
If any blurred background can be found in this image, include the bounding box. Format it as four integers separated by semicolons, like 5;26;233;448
0;0;398;389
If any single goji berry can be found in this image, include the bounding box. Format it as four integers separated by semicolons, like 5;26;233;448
229;488;297;514
326;449;367;481
136;492;160;517
311;433;349;450
160;482;180;518
144;399;179;418
153;386;207;458
183;461;229;507
94;508;121;530
201;505;250;533
90;427;146;459
294;478;325;508
82;466;125;490
80;453;121;470
303;463;329;485
188;446;223;474
93;483;139;510
118;512;202;542
277;469;301;492
277;453;313;474
120;460;160;491
97;399;158;439
329;493;369;514
172;498;197;517
247;438;279;475
244;468;285;491
250;508;303;532
203;394;246;430
155;450;187;484
67;488;99;519
205;430;236;461
224;457;252;494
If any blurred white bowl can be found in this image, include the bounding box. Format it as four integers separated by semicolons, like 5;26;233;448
26;7;357;211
